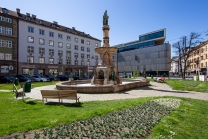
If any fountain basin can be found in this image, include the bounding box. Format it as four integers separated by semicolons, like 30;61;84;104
56;78;150;94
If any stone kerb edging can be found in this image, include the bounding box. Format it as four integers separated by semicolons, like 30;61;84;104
56;79;149;94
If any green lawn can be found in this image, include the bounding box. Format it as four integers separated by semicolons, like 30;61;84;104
165;79;208;93
0;91;208;138
147;78;208;93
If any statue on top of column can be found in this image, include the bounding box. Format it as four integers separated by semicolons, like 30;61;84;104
103;10;109;25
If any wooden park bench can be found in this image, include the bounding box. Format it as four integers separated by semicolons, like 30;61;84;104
13;84;25;98
58;90;80;103
41;90;80;104
41;90;60;103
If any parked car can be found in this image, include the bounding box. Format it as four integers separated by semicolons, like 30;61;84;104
15;75;30;82
72;75;83;80
40;75;50;82
22;74;35;82
119;73;125;78
32;75;48;82
44;75;59;81
0;76;14;83
56;75;69;81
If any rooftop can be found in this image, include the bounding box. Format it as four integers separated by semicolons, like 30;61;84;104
0;7;101;42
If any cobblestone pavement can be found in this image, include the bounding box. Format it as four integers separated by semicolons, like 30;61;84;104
19;81;208;102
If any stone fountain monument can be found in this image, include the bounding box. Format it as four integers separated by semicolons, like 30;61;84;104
56;10;149;93
91;10;122;85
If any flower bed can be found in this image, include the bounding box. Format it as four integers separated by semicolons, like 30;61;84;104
3;98;181;139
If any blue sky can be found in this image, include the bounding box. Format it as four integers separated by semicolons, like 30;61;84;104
2;0;208;55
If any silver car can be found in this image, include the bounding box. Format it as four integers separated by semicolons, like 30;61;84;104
32;75;48;82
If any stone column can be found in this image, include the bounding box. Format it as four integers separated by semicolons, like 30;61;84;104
102;25;110;47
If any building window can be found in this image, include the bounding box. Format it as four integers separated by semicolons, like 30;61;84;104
1;65;9;73
67;60;71;65
0;16;4;21
58;50;63;57
28;46;34;53
81;39;84;44
0;26;5;34
75;38;78;43
39;48;45;54
0;53;4;60
28;36;34;43
39;38;45;45
6;18;12;23
67;36;71;41
49;40;54;46
81;46;84;51
58;42;63;48
66;51;71;57
28;27;34;33
26;17;30;21
5;54;12;60
49;58;54;64
74;53;78;58
6;28;12;35
66;43;71;49
2;9;8;14
87;41;90;45
87;54;90;59
6;41;12;48
39;57;45;63
40;20;44;24
74;60;78;65
49;31;54;37
95;55;98;60
81;53;84;59
95;61;98;65
49;49;54;55
75;45;78;50
95;43;98;47
39;29;44;35
58;34;62;39
58;59;63;64
81;60;84;65
87;47;90;52
27;56;34;63
0;40;4;47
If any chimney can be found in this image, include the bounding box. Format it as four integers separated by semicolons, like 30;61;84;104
16;8;20;13
26;13;30;16
32;14;36;19
53;21;58;25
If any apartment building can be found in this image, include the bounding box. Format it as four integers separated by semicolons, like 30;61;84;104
0;8;18;76
187;40;208;75
15;8;101;77
112;29;171;77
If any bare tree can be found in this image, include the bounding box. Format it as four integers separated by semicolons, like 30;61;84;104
172;32;201;79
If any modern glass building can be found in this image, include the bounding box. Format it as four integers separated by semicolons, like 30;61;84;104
112;28;171;77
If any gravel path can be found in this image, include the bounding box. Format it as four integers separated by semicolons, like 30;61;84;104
22;81;208;102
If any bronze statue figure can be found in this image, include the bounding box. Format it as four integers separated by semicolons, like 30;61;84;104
103;10;109;25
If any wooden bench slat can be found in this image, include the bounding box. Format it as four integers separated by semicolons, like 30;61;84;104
41;90;60;103
40;90;80;104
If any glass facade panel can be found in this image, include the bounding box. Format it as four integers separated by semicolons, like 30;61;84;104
118;41;155;53
139;30;164;42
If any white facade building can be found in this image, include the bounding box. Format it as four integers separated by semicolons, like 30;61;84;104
17;10;101;77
